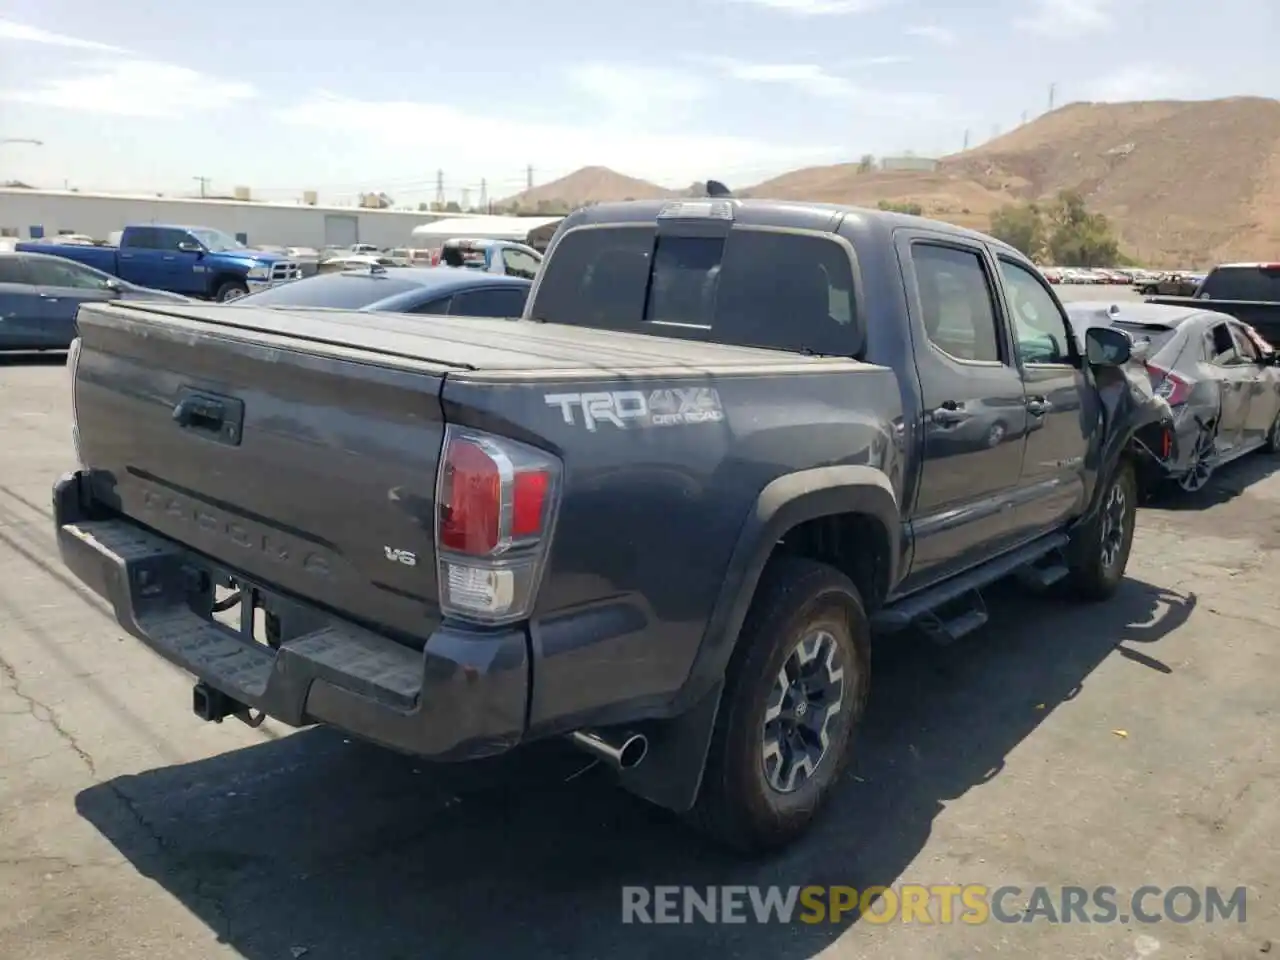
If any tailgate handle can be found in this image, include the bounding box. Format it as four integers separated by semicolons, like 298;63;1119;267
172;389;244;446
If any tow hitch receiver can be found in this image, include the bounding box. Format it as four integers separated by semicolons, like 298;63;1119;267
192;681;264;727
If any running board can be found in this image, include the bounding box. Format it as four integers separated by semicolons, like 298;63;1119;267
873;532;1070;633
917;591;989;647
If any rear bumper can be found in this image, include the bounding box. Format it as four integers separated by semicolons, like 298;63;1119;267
52;470;529;761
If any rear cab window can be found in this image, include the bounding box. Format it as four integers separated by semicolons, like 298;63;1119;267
1198;266;1280;302
527;222;860;356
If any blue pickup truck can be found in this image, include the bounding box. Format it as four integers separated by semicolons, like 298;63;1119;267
17;225;302;302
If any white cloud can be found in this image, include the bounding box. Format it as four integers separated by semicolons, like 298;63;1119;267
1079;64;1194;102
0;59;257;117
905;24;957;46
276;92;842;186
1016;0;1115;37
563;63;709;121
723;0;891;14
0;17;127;52
706;56;942;115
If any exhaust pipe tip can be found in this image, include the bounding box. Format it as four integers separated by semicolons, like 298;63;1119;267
569;729;649;770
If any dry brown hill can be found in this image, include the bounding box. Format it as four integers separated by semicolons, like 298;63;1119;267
745;97;1280;266
501;165;676;209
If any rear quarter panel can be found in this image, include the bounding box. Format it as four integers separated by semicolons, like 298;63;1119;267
442;364;904;735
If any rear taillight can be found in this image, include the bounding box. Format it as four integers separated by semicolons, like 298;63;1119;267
66;336;84;466
1146;362;1191;406
434;426;561;625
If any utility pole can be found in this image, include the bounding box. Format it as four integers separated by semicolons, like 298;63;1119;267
1048;82;1056;112
434;169;445;207
526;165;534;191
193;175;211;198
479;178;487;212
962;129;970;151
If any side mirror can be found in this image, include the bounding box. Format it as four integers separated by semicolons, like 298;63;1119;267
176;241;203;254
1085;326;1133;366
104;278;122;292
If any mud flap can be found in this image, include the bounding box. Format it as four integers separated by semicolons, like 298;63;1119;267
616;678;723;813
1081;362;1176;522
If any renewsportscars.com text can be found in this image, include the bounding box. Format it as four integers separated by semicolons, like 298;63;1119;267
621;885;1248;925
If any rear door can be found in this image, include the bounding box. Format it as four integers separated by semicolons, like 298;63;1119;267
0;256;43;348
116;227;166;287
450;285;529;318
896;233;1028;585
1206;320;1253;450
26;256;118;347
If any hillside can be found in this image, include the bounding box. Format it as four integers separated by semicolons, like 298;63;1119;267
748;97;1280;265
942;97;1280;265
506;99;1280;266
500;165;676;209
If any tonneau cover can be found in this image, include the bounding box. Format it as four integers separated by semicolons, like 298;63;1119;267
110;301;861;375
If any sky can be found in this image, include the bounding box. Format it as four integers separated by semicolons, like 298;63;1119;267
0;0;1277;206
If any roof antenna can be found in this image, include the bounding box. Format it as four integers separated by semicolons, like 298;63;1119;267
705;179;733;198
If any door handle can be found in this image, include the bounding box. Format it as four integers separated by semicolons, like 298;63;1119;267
163;256;176;261
41;297;59;303
930;403;969;425
1026;397;1052;416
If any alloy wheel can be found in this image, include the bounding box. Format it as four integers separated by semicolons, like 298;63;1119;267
1099;481;1127;571
760;629;845;794
1177;430;1216;493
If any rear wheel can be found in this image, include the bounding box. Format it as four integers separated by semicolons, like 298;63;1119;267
1263;412;1280;454
689;557;870;854
1176;427;1216;492
1065;459;1137;601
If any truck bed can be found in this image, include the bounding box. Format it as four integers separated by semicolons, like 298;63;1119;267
71;300;867;651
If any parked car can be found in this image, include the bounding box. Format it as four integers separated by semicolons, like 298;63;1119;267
16;225;302;302
0;250;188;350
1067;301;1280;493
1148;262;1280;349
433;238;543;279
315;253;407;274
52;197;1171;854
1137;272;1200;297
233;263;532;316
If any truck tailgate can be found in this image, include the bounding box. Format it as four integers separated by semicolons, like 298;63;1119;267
72;301;457;646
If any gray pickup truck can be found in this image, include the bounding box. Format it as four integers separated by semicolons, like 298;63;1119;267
52;197;1172;853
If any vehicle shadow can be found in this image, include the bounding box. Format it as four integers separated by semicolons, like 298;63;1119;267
0;350;67;367
1143;451;1280;510
74;576;1193;960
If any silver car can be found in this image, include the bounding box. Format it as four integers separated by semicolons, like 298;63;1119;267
1068;301;1280;492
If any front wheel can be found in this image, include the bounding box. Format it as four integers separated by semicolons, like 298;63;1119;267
688;557;870;854
1065;459;1137;601
214;280;249;302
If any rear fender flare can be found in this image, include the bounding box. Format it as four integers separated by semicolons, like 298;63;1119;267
683;464;900;707
625;466;899;814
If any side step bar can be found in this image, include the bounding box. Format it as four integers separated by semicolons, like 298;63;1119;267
873;532;1071;637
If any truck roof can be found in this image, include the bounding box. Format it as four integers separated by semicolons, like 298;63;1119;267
565;198;1023;256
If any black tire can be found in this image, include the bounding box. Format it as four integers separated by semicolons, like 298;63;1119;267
688;556;871;854
214;280;249;302
1065;459;1137;601
1263;412;1280;454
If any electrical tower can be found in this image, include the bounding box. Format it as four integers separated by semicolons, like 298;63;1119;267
526;165;534;190
435;169;445;207
963;129;970;150
479;178;487;211
1048;82;1056;112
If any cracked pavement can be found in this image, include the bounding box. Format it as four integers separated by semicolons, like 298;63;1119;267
1;347;1278;960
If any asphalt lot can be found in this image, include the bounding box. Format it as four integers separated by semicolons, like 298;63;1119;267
2;287;1277;960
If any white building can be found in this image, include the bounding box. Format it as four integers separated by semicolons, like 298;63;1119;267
0;188;499;249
